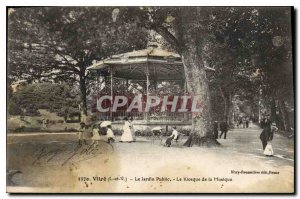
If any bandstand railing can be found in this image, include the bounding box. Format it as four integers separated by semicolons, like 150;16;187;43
96;110;191;122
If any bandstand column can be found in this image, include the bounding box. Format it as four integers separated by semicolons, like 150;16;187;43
110;66;113;121
126;79;129;91
146;63;149;121
126;79;129;119
154;65;157;93
183;73;188;121
96;72;100;121
184;78;187;94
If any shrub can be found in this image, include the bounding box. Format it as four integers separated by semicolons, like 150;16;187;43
8;100;22;115
24;104;40;116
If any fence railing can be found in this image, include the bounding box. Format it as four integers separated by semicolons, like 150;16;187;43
96;111;191;122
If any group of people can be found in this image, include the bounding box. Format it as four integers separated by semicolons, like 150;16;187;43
77;117;135;146
77;116;184;147
77;115;279;155
236;117;252;128
213;121;228;139
76;115;280;158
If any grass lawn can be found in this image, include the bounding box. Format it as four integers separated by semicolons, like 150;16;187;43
7;109;80;133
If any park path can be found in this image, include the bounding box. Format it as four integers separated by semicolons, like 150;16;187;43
7;125;294;167
7;125;294;192
217;125;294;167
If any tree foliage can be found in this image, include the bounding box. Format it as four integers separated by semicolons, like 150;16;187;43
7;7;294;135
8;7;148;115
8;83;80;119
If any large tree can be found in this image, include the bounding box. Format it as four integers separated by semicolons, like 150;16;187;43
8;7;293;138
8;7;148;117
117;7;293;144
215;7;293;130
116;7;222;145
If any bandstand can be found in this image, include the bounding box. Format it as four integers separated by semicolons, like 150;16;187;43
87;47;214;125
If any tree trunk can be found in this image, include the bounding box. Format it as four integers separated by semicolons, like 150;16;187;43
152;7;219;147
226;94;233;125
219;87;228;122
270;98;277;124
79;74;88;116
278;99;289;132
219;87;233;124
181;49;219;147
224;97;228;122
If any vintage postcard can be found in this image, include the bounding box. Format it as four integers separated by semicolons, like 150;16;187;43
7;6;294;193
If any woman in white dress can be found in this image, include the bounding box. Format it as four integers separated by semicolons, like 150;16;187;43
121;117;133;142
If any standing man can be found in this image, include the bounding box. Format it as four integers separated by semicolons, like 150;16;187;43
242;118;246;128
219;121;228;139
213;121;219;139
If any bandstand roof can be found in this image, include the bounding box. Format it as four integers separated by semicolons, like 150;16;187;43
87;47;215;81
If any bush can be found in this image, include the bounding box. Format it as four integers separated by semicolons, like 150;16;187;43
64;127;79;132
24;104;40;116
113;129;123;136
8;100;22;115
180;129;191;136
15;126;41;132
9;83;80;118
161;131;172;136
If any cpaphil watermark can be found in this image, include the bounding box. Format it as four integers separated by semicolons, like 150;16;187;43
96;95;203;113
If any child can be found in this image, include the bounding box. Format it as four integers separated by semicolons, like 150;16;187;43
106;125;115;143
165;126;179;147
78;122;88;146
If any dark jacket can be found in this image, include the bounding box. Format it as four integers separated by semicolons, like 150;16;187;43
220;122;228;132
213;122;218;132
260;120;265;128
260;126;273;142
